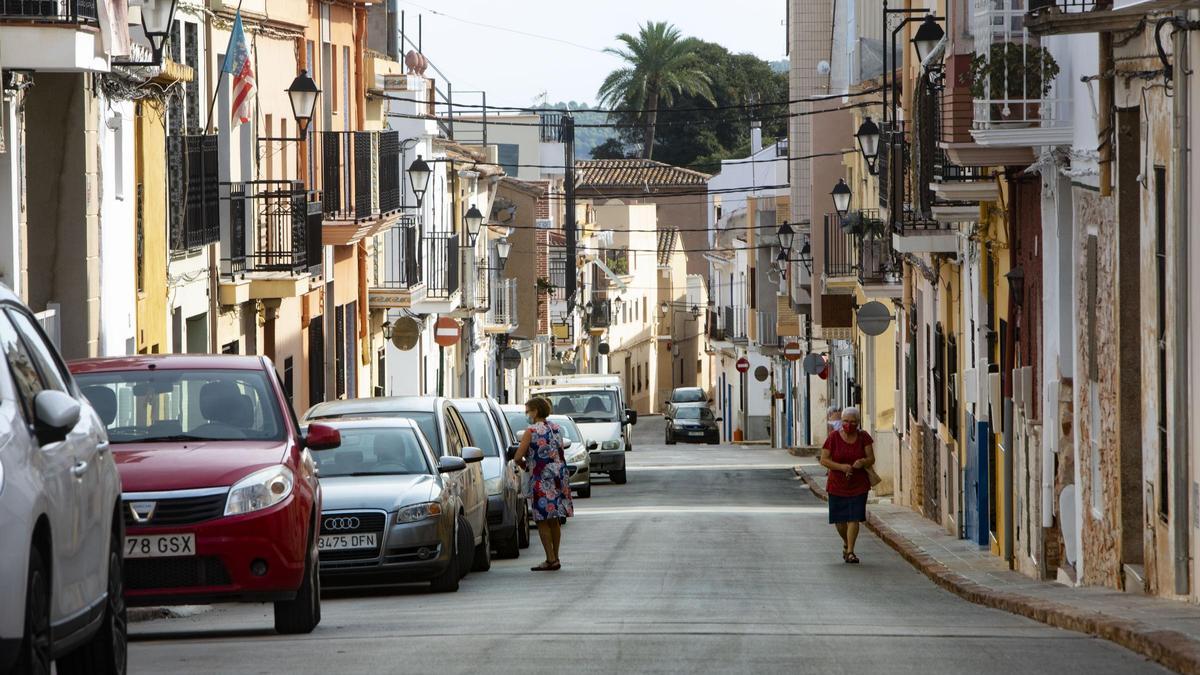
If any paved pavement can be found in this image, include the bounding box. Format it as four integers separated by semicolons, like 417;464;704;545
127;416;1166;674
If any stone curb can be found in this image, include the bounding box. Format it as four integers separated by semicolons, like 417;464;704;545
797;469;1200;674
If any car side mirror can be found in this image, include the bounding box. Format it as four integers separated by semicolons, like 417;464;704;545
716;417;724;422
34;390;80;445
438;456;467;473
663;400;670;406
462;447;484;463
303;423;341;451
505;442;519;462
625;409;638;425
562;438;573;449
587;440;598;450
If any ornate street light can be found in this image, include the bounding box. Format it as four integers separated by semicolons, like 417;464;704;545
464;204;485;246
496;238;512;268
775;249;789;277
912;14;946;64
613;295;624;311
690;304;701;318
777;222;795;253
114;0;179;67
855;116;881;174
407;155;432;207
831;179;852;219
660;301;670;316
1005;267;1025;306
286;70;321;139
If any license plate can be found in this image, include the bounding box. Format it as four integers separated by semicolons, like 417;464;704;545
125;534;195;559
319;533;378;551
689;431;706;436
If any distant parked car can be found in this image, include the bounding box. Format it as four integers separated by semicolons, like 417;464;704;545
664;386;709;419
70;355;342;637
308;418;482;593
549;414;594;498
303;396;491;575
452;398;527;558
0;291;125;675
665;406;721;445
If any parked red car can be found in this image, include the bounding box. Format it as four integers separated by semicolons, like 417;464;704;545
68;355;340;635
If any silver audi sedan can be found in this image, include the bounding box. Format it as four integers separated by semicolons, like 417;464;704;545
311;418;483;593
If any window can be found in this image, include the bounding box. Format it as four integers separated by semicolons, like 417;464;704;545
282;356;294;406
0;310;47;420
8;309;68;392
308;318;324;405
313;427;432;477
933;323;945;423
330;48;339;113
1155;166;1169;518
460;411;500;456
497;143;519;175
335;306;346;399
443;410;465;456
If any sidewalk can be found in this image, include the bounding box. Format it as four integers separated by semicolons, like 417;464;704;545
798;462;1200;674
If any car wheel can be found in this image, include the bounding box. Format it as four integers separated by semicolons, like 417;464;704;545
518;503;531;549
274;528;320;635
456;515;474;580
58;528;127;675
494;506;521;560
430;519;461;593
610;469;628;485
708;436;720;445
16;546;51;675
471;523;492;572
576;483;592;498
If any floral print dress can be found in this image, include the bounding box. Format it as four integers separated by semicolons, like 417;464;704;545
526;421;574;522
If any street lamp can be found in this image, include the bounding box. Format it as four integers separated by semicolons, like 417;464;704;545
775;249;789;277
496;238;512;268
407;156;432;207
660;301;669;316
912;14;946;63
286;70;321;139
690;304;701;318
855;116;881;175
777;222;795;253
831;179;852;219
613;295;624;312
464;204;485;246
115;0;179;67
1005;266;1025;306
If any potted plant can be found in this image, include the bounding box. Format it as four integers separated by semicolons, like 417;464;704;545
969;42;1060;126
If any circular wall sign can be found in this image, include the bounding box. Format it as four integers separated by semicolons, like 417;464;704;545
753;365;769;382
390;316;421;351
500;347;522;370
857;300;893;337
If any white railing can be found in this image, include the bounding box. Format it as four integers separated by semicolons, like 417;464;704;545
35;303;61;349
756;310;779;348
971;0;1070;136
486;278;518;328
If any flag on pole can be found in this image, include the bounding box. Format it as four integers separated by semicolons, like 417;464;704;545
221;12;255;128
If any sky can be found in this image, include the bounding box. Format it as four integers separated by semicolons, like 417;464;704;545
395;0;788;108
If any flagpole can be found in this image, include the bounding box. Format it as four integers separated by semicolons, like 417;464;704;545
203;0;245;135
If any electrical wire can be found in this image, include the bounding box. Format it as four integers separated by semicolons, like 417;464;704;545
439;148;853;174
396;0;610;54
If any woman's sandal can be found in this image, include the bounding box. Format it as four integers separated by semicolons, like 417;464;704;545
845;552;860;564
842;547;848;562
531;561;556;571
548;560;561;571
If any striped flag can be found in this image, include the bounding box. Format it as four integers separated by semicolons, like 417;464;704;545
221;12;255;128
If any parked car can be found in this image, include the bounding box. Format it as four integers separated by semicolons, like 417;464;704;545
70;355;341;637
307;418;482;592
664;386;709;419
451;398;527;558
549;414;594;498
665;406;722;445
0;293;126;675
302;396;491;574
529;375;637;459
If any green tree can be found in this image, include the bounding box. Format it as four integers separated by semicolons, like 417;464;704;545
590;137;629;159
597;21;715;159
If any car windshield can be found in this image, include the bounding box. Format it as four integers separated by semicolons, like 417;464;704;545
542;390;619;423
548;415;582;443
460;411;500;456
675;407;713;420
76;369;285;443
313;427;432;477
671;388;706;403
310;411;441;456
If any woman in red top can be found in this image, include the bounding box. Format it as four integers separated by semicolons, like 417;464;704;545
819;406;875;563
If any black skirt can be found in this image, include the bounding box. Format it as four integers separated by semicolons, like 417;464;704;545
828;492;868;523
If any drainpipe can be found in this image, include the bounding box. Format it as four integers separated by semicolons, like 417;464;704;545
1099;33;1114;196
1171;15;1191;597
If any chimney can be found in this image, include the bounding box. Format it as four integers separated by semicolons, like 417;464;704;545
750;122;763;154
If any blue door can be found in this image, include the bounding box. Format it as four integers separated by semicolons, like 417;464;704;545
964;413;990;546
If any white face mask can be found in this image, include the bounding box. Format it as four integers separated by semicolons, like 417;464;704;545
828;420;842;430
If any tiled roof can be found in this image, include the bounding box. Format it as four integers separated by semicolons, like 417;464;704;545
575;159;711;189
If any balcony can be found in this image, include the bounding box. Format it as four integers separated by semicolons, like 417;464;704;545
707;310;726;342
423;233;460;301
971;0;1072;147
586;299;611;332
483;277;518;333
220;181;322;303
315;130;403;246
886;107;961;254
168;134;220;252
823;213;861;285
858;233;903;298
756;311;781;351
0;0;108;71
368;216;425;309
723;306;748;344
1027;1;1134;37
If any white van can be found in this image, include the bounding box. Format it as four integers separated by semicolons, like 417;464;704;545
529;375;636;485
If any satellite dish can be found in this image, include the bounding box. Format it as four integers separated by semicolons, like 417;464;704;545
389;317;421;351
817;60;831;76
857;301;893;337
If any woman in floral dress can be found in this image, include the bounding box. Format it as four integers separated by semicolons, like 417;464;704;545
513;397;573;571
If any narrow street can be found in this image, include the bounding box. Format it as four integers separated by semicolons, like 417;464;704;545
127;417;1164;674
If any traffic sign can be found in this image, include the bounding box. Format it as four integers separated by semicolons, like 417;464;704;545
783;342;803;361
754;365;769;382
500;347;522;370
857;300;893;337
802;352;826;375
736;357;750;373
433;317;460;347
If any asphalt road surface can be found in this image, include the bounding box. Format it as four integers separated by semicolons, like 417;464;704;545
127;416;1166;674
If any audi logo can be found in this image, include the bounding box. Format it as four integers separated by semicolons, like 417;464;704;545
323;516;361;531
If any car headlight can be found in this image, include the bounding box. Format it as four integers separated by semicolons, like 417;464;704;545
484;476;503;495
566;446;588;464
601;440;621;450
224;465;294;516
396;502;442;523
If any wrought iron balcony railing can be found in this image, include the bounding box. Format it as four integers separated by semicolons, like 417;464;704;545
859;234;902;287
168;134;220;251
315;130;402;223
0;0;97;22
1028;0;1102;15
372;216;421;290
486;277;518;328
707;310;726;341
224;181;322;277
587;299;612;329
424;233;460;299
823;213;861;279
756;311;781;349
721;306;747;342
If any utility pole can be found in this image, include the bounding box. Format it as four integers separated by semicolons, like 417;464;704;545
563;115;577;313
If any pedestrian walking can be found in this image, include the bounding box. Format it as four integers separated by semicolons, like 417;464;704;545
513;397;574;571
819;406;875;563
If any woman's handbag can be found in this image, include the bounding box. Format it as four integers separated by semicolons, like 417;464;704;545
866;466;882;487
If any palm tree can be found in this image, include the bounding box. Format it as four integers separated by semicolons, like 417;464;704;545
597;21;715;159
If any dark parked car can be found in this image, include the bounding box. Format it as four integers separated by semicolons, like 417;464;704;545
664;386;709;419
665;407;721;445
